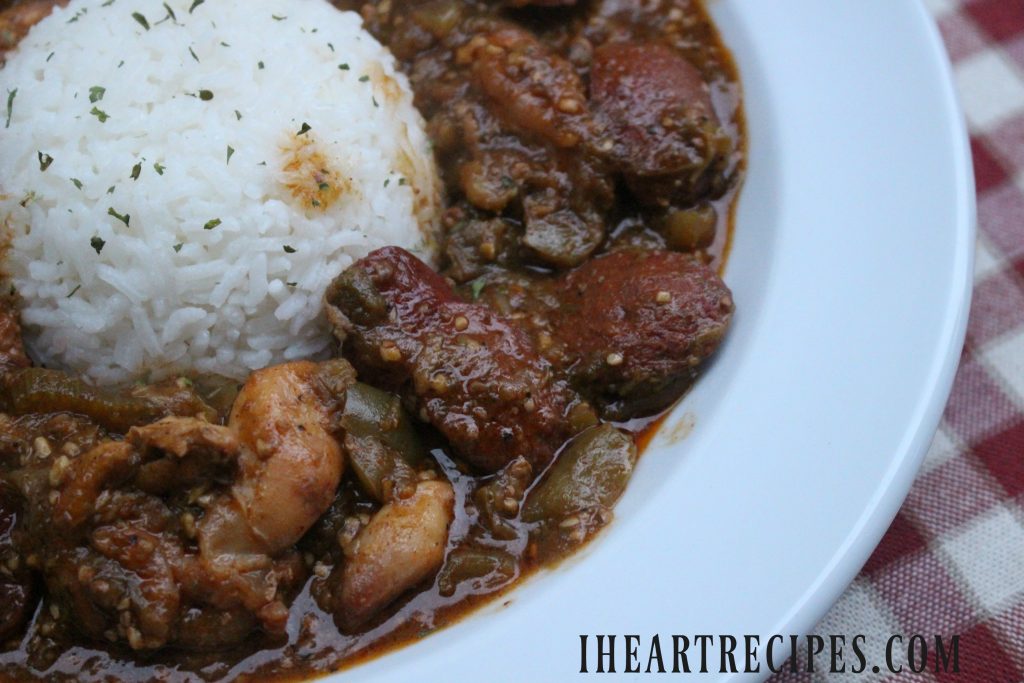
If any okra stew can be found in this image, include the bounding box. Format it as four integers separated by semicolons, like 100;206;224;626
0;0;743;679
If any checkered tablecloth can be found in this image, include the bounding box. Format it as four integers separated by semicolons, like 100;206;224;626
770;1;1024;681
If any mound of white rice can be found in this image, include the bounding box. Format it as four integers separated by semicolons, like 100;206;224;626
0;0;441;384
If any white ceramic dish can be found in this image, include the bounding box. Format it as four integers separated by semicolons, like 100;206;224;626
330;0;975;680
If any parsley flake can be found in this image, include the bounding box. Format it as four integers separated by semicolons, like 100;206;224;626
154;162;166;175
358;75;369;82
338;63;349;70
67;284;82;299
90;236;106;254
37;152;54;172
71;178;83;190
297;122;311;136
189;46;199;62
189;0;204;13
173;242;183;253
90;106;110;123
203;218;221;230
258;60;265;70
272;14;287;20
132;12;150;30
234;109;242;120
226;146;235;164
283;245;296;254
470;279;486;300
5;89;16;129
89;86;105;103
130;162;142;180
198;89;214;101
107;207;130;227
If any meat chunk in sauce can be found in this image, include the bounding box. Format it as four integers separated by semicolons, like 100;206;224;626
590;41;733;206
549;249;734;419
325;246;596;473
472;249;733;420
463;21;590;149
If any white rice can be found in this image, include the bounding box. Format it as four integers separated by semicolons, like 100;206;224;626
0;0;441;383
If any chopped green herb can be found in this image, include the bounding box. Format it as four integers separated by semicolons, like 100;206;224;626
90;106;110;123
283;245;296;254
234;109;242;121
132;12;150;30
118;60;125;68
226;145;235;164
88;86;106;103
198;89;214;101
5;89;16;129
470;279;486;300
311;199;321;207
338;62;349;70
163;2;176;20
102;0;115;6
107;207;130;227
286;282;297;287
90;236;106;254
297;122;311;136
220;41;230;47
272;14;287;20
189;0;204;13
70;178;83;190
67;284;82;299
37;152;54;172
107;185;116;195
372;96;379;108
173;242;183;253
154;162;166;175
318;182;330;191
358;75;369;82
203;218;221;230
258;60;265;69
398;177;407;186
130;162;142;180
384;178;390;188
328;43;335;52
189;46;199;62
46;51;55;62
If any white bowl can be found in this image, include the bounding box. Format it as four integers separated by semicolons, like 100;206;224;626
333;1;975;680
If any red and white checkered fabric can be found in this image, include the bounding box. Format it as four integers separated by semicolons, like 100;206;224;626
770;1;1024;681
